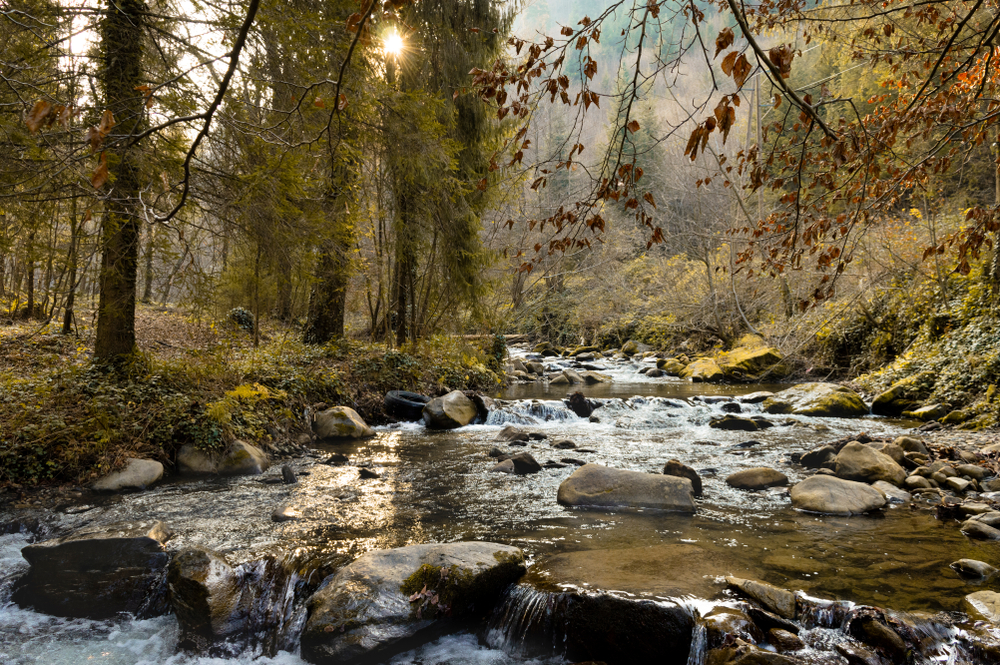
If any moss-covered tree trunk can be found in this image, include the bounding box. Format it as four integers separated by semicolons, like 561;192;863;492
94;0;144;362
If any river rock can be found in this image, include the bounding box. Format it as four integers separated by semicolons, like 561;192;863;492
680;357;724;382
710;415;761;431
422;390;478;429
218;440;270;476
312;406;375;439
704;606;764;648
951;559;998;579
834;442;906;486
580;370;611;384
947;477;973;493
301;542;525;663
177;444;219;474
549;372;571;385
525;360;545;375
557;464;696;512
872;481;911;504
553;439;577;449
799;445;836;469
963;591;1000;624
168;547;245;652
903;404;949;421
491;459;516;473
663;459;703;496
790;475;886;515
726;468;788;490
13;521;172;619
567;391;595;418
763;383;868;417
657;358;686;375
961;520;1000;540
509;452;541;475
893;436;929;455
497;425;529;441
769;628;805;652
91;458;164;491
726;577;797;619
718;344;787;382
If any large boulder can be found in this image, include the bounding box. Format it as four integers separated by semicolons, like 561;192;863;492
790;475;886;515
217;440;270;476
726;577;797;619
763;383;868;417
680;358;724;383
422;390;478;429
312;406;375;439
301;542;525;663
718;344;788;381
833;442;906;486
91;458;164;492
557;464;696;512
13;521;172;619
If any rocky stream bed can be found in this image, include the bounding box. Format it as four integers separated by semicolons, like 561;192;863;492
2;348;1000;664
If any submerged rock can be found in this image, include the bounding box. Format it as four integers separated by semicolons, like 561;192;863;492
951;559;998;579
91;457;164;492
557;464;696;512
312;406;375;439
726;467;788;490
13;521;172;619
710;415;761;431
763;383;868;417
964;591;1000;624
301;542;525;664
423;390;478;429
789;475;886;515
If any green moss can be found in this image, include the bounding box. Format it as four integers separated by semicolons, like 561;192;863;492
399;553;525;620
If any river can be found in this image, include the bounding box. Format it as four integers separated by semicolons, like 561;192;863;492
1;352;996;663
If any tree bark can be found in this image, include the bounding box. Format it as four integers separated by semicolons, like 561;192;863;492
94;0;144;362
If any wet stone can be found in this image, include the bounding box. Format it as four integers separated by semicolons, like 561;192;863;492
950;559;998;579
553;439;577;449
663;459;703;496
964;591;1000;624
961;520;1000;540
768;628;805;652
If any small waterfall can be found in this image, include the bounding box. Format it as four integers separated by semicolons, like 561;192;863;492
486;400;581;426
684;614;708;665
796;594;854;629
486;583;570;658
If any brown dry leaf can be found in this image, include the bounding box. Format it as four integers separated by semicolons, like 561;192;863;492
26;100;52;134
91;152;109;189
627;119;640;133
98;109;115;137
86;126;102;153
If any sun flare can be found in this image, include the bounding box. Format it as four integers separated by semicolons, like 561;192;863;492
384;32;404;56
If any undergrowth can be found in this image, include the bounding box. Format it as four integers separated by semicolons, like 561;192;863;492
0;321;503;486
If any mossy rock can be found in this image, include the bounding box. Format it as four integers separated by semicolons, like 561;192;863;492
656;358;686;375
301;542;525;664
763;383;868;417
870;371;936;417
902;404;949;421
717;345;787;382
680;358;724;383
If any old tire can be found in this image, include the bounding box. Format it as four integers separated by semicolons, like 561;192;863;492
384;391;431;421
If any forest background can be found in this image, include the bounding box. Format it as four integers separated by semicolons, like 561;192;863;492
2;0;999;486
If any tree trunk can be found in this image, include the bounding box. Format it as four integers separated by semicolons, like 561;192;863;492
62;199;80;334
94;0;144;362
303;157;356;344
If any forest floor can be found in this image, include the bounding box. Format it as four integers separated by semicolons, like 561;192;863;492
0;305;504;489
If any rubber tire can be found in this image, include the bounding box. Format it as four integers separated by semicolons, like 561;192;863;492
384;390;431;421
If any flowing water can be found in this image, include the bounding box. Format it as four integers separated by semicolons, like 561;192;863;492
2;352;998;663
